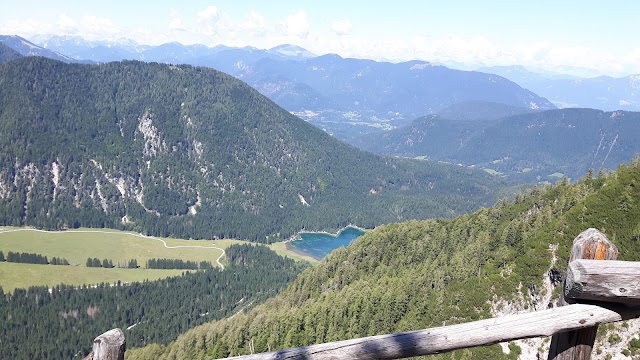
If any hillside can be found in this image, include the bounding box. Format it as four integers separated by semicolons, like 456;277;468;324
434;101;535;121
0;57;503;242
240;56;555;141
0;42;22;63
127;160;640;360
479;65;640;111
0;35;76;63
0;244;308;359
25;35;556;141
356;108;640;182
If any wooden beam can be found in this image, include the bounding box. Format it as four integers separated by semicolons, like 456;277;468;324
565;260;640;304
548;228;618;360
222;304;640;360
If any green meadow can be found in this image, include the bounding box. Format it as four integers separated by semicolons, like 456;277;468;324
0;227;247;292
0;262;186;293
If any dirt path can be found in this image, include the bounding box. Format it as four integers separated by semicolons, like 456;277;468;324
0;228;226;270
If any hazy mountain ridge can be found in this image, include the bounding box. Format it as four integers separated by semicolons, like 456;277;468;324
479;65;640;111
19;35;555;142
0;35;77;63
0;42;22;63
356;106;640;182
0;57;502;241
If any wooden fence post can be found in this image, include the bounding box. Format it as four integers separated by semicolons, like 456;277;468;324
547;228;618;360
83;328;126;360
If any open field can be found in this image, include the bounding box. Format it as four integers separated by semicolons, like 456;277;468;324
0;227;246;292
0;227;245;267
0;227;316;292
0;262;185;293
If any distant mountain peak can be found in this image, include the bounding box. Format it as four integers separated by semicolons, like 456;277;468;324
0;34;75;62
269;44;316;58
407;60;435;70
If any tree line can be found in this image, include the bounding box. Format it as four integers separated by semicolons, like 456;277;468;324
85;258;138;268
146;258;213;270
0;251;69;265
0;244;308;359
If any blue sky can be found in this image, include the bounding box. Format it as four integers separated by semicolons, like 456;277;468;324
2;1;639;76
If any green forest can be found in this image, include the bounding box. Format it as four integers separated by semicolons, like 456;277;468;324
356;105;640;183
126;161;640;359
0;57;505;242
0;244;307;359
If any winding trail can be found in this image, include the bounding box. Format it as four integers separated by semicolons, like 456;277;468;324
0;228;226;270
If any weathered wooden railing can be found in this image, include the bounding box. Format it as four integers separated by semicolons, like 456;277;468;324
85;228;640;360
82;328;126;360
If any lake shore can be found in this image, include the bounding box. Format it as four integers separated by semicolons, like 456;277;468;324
284;242;324;261
284;226;367;260
284;224;369;243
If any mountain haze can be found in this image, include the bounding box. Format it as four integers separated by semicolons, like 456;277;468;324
0;57;502;241
479;65;640;111
356;107;640;182
0;35;76;63
24;35;556;141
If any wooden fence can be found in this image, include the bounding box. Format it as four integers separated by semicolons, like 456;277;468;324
85;228;640;360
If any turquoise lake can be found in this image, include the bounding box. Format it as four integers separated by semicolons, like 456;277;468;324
287;226;365;260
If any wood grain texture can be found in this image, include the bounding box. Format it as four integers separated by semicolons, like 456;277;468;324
565;260;640;304
222;304;640;360
548;228;618;360
92;328;126;360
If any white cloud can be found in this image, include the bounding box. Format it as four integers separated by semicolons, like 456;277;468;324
196;5;220;36
168;14;186;31
82;15;120;35
331;19;352;36
197;6;218;22
278;11;310;38
0;18;53;36
1;5;636;77
57;13;77;33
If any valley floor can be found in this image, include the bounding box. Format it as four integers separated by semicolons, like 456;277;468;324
0;227;316;292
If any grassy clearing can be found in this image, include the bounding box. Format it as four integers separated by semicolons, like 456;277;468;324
269;241;319;264
0;262;185;293
0;227;251;292
483;168;503;176
0;227;245;266
548;172;565;179
0;227;316;291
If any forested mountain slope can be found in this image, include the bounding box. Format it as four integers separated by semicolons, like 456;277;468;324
356;108;640;182
0;244;308;359
0;57;501;241
127;161;640;359
0;42;22;63
18;35;558;142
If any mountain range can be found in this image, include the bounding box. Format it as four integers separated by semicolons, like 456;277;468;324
0;56;503;241
479;65;640;111
0;35;77;63
1;35;556;143
5;35;639;135
354;104;640;182
2;33;640;360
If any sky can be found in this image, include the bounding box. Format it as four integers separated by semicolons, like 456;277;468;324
1;1;639;76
